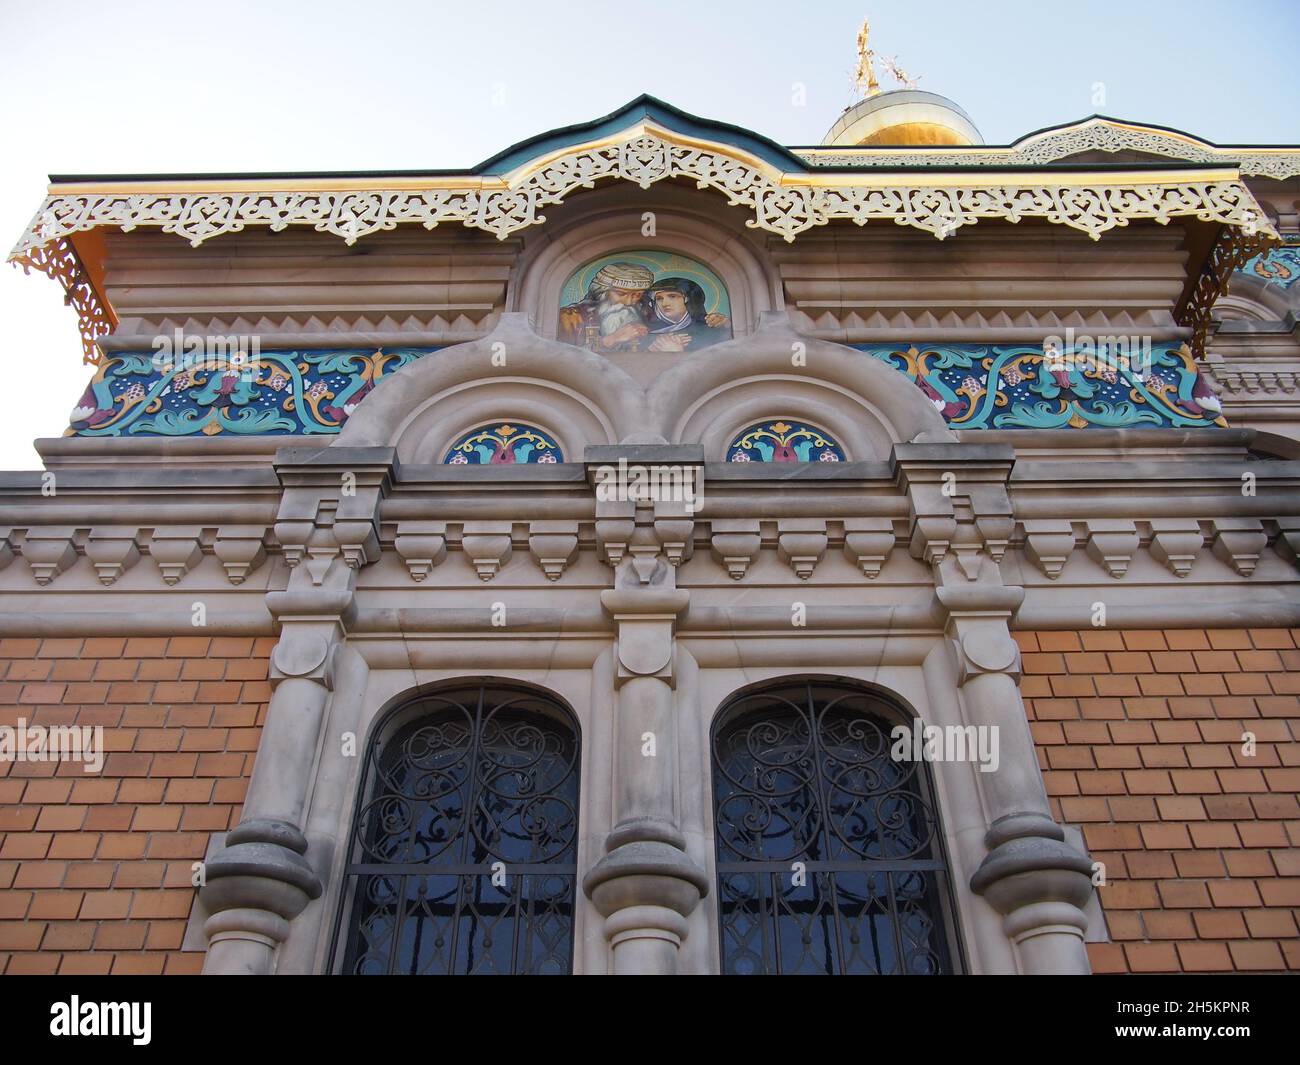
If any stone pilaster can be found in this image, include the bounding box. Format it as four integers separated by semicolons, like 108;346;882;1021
582;447;708;974
199;447;393;974
896;443;1095;974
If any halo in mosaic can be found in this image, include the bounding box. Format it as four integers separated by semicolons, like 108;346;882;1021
854;342;1227;429
726;420;846;463
558;249;732;353
444;423;564;465
67;346;439;436
1235;237;1300;291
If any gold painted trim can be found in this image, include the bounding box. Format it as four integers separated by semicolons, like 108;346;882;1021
7;124;1279;366
797;116;1300;178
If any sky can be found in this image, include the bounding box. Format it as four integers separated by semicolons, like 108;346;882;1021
0;0;1297;469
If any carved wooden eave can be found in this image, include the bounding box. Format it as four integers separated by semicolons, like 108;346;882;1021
4;97;1284;365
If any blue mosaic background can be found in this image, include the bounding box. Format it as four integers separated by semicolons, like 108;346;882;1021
69;347;440;436
853;342;1226;430
727;420;846;462
444;422;563;464
1235;237;1300;291
68;338;1228;439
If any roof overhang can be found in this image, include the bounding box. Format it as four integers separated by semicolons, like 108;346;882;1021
6;97;1286;365
796;114;1300;179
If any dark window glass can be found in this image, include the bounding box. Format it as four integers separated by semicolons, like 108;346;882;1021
331;684;579;975
712;680;961;974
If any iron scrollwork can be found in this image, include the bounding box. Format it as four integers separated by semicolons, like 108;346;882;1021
712;681;961;975
331;684;580;975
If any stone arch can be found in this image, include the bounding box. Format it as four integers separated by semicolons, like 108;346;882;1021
1217;272;1299;321
334;313;654;460
328;678;583;975
648;312;954;457
706;673;964;975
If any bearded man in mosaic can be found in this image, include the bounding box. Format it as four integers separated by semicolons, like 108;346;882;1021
558;260;655;350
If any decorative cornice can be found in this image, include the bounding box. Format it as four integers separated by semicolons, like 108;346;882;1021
798;117;1300;180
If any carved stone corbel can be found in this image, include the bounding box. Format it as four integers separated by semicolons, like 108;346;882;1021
148;526;205;586
21;526;78;586
842;518;896;578
1083;519;1139;578
85;526;140;586
394;521;447;582
777;519;827;580
1147;518;1205;578
528;521;580;582
461;523;513;581
1022;520;1076;580
710;519;761;580
1210;517;1267;576
214;526;268;585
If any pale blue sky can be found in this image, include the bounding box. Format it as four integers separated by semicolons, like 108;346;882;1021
0;0;1297;465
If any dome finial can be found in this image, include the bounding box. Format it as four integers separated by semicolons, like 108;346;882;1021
854;18;880;98
854;17;920;99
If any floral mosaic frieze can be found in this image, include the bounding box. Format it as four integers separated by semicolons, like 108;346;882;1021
68;347;439;436
855;342;1226;429
1235;237;1300;291
727;421;846;462
443;423;563;464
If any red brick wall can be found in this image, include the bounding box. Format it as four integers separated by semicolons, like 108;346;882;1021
0;635;271;975
1018;627;1300;973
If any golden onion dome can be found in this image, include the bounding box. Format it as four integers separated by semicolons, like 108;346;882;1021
823;89;983;147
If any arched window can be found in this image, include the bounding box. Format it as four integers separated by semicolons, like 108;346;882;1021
711;679;961;974
330;683;580;975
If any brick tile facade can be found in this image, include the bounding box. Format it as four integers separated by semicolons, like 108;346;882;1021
0;636;272;975
2;627;1295;974
1019;628;1300;974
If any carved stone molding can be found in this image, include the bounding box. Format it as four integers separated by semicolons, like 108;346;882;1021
1083;520;1140;578
841;518;897;578
1022;520;1077;579
148;527;204;586
21;527;78;586
393;522;448;582
528;524;580;582
777;521;829;580
461;524;513;582
1147;519;1206;579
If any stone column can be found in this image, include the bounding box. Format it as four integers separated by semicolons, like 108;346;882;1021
582;447;708;974
897;443;1094;975
200;447;392;974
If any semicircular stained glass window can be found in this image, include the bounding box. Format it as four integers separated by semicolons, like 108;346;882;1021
443;422;563;465
726;420;845;463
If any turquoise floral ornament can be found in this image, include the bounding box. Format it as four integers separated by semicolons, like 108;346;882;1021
727;421;846;463
443;423;564;465
1236;236;1300;290
857;341;1227;430
67;347;439;436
